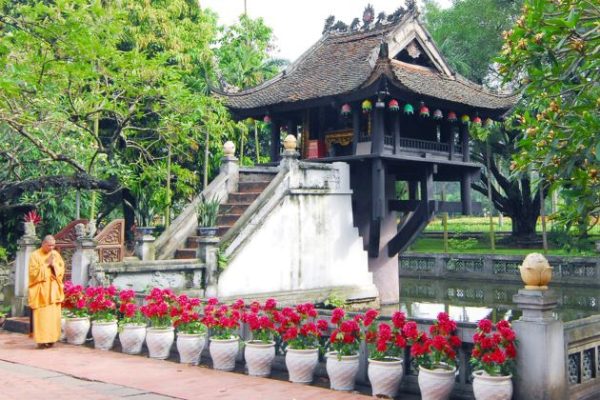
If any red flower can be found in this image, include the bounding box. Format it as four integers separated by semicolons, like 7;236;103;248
477;319;493;333
331;308;345;324
391;311;406;329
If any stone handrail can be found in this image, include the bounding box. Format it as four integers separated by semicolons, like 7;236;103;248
399;253;600;287
154;172;230;260
564;315;600;399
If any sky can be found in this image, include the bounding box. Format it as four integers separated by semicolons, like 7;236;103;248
202;0;451;63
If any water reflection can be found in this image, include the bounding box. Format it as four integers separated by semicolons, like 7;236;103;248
383;278;600;323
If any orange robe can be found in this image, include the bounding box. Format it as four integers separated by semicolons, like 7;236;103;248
28;249;65;344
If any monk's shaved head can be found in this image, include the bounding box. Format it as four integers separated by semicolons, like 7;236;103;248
42;235;55;244
41;235;56;253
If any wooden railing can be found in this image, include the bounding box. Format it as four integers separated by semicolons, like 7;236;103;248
398;138;449;153
54;219;125;279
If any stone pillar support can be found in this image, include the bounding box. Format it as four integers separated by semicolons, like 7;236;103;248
512;254;568;400
71;237;98;287
196;236;219;297
12;230;39;317
135;234;156;261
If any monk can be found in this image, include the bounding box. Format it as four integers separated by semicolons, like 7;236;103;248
28;235;65;348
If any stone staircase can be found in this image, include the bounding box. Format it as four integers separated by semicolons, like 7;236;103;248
173;168;277;260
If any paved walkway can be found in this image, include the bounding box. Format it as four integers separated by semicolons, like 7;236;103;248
0;330;369;400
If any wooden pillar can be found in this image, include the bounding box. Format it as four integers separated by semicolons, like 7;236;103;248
460;123;470;162
371;105;385;155
352;104;360;155
420;165;434;214
448;124;455;161
461;173;472;215
392;111;401;154
369;158;385;257
270;120;281;162
408;181;418;200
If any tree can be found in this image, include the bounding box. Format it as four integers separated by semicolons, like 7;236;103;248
0;0;240;247
423;0;522;84
498;0;599;236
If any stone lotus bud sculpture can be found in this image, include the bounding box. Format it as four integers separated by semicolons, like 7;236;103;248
223;141;236;158
283;134;297;153
75;223;86;239
519;253;553;290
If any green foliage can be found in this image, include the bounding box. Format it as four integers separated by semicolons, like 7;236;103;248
447;236;479;252
0;246;8;264
197;196;220;227
323;294;346;309
498;0;599;236
423;0;522;84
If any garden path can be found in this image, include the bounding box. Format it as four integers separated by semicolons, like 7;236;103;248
0;330;369;399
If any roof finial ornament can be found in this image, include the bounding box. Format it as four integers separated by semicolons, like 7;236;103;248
362;4;375;27
323;15;335;34
350;18;360;31
405;0;418;16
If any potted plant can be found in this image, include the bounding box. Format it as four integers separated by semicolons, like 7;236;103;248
203;298;242;371
140;288;177;359
325;308;372;391
23;210;42;237
117;289;147;355
197;195;220;237
279;303;329;384
241;299;279;377
470;319;517;400
407;312;462;400
173;294;206;365
62;281;91;345
365;310;406;398
87;285;119;350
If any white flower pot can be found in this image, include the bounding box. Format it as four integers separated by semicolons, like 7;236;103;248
472;371;513;400
418;365;457;400
245;341;275;377
177;333;206;365
60;318;66;342
65;317;90;345
209;337;239;371
92;320;118;350
146;327;174;360
285;348;319;384
368;358;404;398
119;324;147;355
326;352;360;391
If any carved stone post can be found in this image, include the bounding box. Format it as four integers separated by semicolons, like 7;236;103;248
221;141;239;194
197;236;219;297
71;224;98;287
12;223;39;317
280;134;299;171
512;253;568;400
135;231;156;261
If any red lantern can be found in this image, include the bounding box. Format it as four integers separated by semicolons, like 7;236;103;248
388;99;400;112
263;115;271;124
419;102;430;117
472;116;482;125
447;111;457;122
341;103;352;116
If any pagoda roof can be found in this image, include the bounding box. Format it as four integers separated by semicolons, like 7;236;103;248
223;10;517;116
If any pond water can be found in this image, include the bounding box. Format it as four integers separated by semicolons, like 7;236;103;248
382;277;600;323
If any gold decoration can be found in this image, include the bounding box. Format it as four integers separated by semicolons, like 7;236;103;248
325;129;354;148
519;253;553;290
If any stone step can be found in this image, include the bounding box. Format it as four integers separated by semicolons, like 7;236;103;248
220;203;251;214
228;192;262;204
217;225;233;237
3;317;30;334
174;248;197;259
238;181;271;193
217;213;242;226
239;169;278;183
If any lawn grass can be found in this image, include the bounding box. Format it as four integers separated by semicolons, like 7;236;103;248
408;237;596;257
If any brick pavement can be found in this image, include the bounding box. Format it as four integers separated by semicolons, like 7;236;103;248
0;330;369;400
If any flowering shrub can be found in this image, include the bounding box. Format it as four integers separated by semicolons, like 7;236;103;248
117;289;145;326
86;285;117;322
407;312;462;370
24;210;42;225
328;308;377;359
140;288;177;328
62;281;89;318
278;302;329;350
202;297;242;339
171;294;205;335
470;319;517;376
366;311;408;360
241;298;278;342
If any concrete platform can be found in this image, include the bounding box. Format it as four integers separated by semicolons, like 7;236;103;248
0;330;370;399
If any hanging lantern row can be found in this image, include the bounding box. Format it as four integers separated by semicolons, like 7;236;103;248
337;99;495;126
